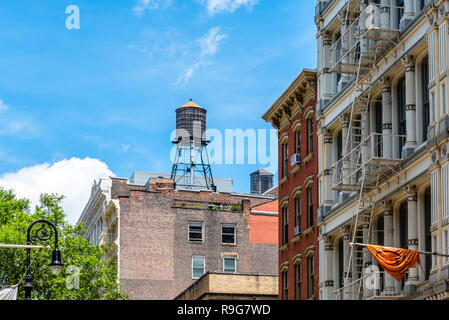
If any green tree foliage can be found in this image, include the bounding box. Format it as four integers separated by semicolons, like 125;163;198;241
0;188;128;300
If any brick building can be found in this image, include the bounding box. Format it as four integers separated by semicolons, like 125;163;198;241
78;175;278;300
263;69;319;300
174;273;278;300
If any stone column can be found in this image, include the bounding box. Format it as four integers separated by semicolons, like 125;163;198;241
381;77;393;158
342;226;353;300
405;185;420;293
380;0;391;29
413;0;422;16
402;56;417;158
340;114;350;200
323;237;335;300
362;222;373;299
338;11;351;90
322;33;333;107
400;0;415;29
324;130;334;208
382;201;395;295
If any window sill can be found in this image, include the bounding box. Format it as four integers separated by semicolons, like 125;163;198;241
291;234;301;245
291;163;302;175
304;153;313;165
280;244;289;253
279;176;288;186
222;243;237;246
303;226;313;236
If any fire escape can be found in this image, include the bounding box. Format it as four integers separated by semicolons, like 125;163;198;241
328;1;406;299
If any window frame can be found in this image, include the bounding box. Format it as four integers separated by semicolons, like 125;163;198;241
307;187;314;228
307;118;314;155
282;271;289;300
221;224;237;245
307;256;315;299
282;142;289;178
283;207;289;246
295;196;301;232
295;263;301;300
223;256;237;273
192;255;205;279
188;221;204;243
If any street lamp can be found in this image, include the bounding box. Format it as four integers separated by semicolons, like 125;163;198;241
24;219;63;300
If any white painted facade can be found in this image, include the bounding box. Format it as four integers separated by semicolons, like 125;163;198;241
315;0;449;300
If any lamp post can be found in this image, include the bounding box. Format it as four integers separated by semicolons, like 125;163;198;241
23;219;63;300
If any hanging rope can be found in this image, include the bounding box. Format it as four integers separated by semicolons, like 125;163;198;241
16;248;44;286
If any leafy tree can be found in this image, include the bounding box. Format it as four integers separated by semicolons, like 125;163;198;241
0;188;128;300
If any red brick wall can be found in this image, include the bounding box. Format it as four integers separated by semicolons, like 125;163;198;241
277;87;319;300
249;214;278;245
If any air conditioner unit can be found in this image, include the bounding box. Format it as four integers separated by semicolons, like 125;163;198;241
290;154;301;166
294;226;301;236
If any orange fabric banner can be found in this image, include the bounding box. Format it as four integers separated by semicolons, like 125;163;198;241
365;244;421;282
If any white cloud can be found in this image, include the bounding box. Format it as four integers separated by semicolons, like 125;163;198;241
202;0;258;16
0;100;9;113
198;26;227;58
176;26;226;86
133;0;173;16
0;158;115;224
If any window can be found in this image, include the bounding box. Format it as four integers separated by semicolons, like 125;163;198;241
295;264;301;300
425;189;432;279
374;101;383;157
307;256;315;298
188;222;203;242
282;271;288;300
282;142;288;178
429;32;436;81
399;202;408;249
443;164;449;219
442;84;447;114
397;0;404;29
295;130;301;156
433;236;438;267
431;170;439;224
223;256;236;273
422;57;430;141
307;118;314;154
295;197;301;232
192;256;205;279
282;207;289;245
338;238;344;288
307;187;314;228
397;77;406;157
440;23;447;72
444;231;448;263
222;224;236;244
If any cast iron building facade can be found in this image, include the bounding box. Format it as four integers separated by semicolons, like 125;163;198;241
315;0;449;300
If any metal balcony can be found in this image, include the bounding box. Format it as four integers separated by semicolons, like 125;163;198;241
330;133;406;192
329;3;402;76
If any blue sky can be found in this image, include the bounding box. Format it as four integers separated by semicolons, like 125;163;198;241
0;0;316;222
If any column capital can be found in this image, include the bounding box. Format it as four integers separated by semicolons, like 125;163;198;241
402;55;416;70
405;184;417;200
382;200;393;216
380;76;392;89
341;225;351;238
